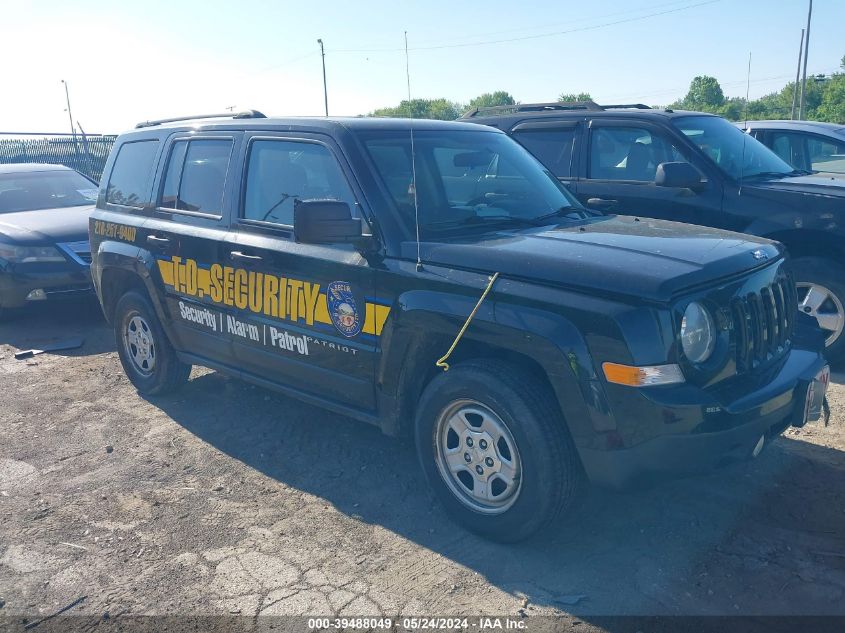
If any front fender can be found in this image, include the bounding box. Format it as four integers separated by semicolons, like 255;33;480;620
378;286;615;450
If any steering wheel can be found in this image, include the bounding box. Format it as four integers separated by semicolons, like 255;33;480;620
465;192;509;207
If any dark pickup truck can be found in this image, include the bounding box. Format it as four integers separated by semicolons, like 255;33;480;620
89;112;828;541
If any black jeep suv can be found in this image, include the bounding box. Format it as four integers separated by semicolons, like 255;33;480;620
462;101;845;361
89;112;828;541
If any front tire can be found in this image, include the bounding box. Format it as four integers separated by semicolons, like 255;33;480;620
791;257;845;362
414;359;584;542
114;290;191;395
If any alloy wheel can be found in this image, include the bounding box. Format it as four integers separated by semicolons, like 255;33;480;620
796;282;845;348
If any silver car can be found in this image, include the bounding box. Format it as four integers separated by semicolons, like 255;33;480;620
738;120;845;176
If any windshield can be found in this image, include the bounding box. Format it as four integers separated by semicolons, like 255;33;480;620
0;169;98;213
673;116;796;180
356;129;587;237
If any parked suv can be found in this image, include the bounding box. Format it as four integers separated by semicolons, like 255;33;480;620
462;102;845;360
738;120;845;176
90;112;828;541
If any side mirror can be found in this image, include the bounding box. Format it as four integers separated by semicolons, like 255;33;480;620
294;199;362;244
655;162;703;190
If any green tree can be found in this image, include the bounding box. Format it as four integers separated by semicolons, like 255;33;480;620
467;91;516;109
558;92;592;102
671;76;725;111
815;73;845;123
370;98;461;121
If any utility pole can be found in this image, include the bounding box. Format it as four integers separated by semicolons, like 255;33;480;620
791;29;804;120
798;0;813;120
317;39;328;116
61;79;75;138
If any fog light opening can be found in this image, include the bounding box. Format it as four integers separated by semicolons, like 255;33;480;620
751;434;765;458
26;289;47;301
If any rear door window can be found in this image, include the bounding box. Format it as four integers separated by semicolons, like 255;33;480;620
159;138;233;216
807;135;845;174
512;128;576;178
106;140;160;208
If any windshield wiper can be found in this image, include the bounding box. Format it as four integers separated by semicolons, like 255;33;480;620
533;205;597;223
744;171;794;180
423;215;544;232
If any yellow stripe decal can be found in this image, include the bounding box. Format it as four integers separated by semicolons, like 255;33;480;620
156;257;389;337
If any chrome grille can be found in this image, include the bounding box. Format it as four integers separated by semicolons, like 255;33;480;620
732;273;797;371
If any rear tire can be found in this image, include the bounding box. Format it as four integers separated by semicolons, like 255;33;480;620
791;257;845;362
414;359;584;542
114;290;191;395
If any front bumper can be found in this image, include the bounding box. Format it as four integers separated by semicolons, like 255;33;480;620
0;264;92;309
579;347;828;489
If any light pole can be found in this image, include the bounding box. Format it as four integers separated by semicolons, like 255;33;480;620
61;79;75;137
317;39;328;116
791;29;804;120
798;0;813;120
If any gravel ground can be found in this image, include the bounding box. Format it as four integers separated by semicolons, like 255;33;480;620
0;301;844;627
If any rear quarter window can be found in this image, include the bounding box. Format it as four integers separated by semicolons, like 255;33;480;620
106;140;160;208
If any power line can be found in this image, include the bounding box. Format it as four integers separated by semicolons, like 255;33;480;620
251;50;320;76
401;0;708;48
331;0;720;53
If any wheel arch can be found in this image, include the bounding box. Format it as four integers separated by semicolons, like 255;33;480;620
94;241;176;341
377;295;614;450
761;229;845;267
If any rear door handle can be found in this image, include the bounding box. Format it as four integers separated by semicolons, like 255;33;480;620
586;197;619;209
230;251;263;262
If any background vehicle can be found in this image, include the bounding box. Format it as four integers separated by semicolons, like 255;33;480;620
462;102;845;360
90;113;827;541
0;163;97;319
738;120;845;175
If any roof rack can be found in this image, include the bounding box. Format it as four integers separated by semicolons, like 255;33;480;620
135;109;267;129
601;103;652;110
459;101;652;118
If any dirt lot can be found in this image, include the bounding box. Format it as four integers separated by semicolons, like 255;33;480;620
1;302;844;626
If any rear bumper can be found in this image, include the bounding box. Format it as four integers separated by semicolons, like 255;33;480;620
579;348;828;489
0;266;92;309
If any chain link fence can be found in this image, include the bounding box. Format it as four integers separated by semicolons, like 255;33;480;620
0;133;117;182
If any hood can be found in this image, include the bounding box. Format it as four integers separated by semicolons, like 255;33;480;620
744;173;845;199
407;215;781;303
0;205;94;245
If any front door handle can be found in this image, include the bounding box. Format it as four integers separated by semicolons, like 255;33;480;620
146;235;170;247
586;197;619;209
230;251;263;263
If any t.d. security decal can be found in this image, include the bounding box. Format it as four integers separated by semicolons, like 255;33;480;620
178;301;217;331
158;257;389;337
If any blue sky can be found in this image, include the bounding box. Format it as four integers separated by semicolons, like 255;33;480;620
5;0;844;133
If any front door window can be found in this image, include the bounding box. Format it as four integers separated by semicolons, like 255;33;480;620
589;126;683;182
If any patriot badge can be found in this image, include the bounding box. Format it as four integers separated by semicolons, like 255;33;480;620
327;281;362;338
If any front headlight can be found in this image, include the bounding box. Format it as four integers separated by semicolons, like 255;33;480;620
0;242;67;263
681;301;715;364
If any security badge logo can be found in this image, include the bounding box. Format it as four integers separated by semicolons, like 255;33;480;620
327;281;362;337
